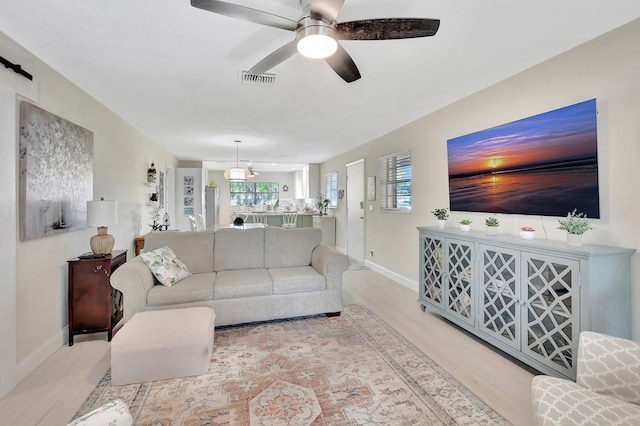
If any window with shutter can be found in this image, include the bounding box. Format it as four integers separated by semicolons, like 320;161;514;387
379;151;411;213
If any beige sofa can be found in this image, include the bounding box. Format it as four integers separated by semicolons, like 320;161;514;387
531;331;640;425
110;227;350;327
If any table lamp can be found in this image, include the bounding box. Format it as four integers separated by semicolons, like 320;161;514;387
87;197;118;254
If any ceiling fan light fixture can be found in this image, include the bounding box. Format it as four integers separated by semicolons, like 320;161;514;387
297;34;338;59
296;23;338;59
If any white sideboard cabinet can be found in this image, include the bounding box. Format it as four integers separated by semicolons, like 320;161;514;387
417;226;635;380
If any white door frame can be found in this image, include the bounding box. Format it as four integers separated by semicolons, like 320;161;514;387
346;159;365;263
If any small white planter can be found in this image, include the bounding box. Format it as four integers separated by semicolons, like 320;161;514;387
460;224;472;232
566;233;583;246
519;230;535;240
437;219;447;229
486;226;499;236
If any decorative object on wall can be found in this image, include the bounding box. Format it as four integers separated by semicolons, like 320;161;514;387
282;184;289;192
447;99;600;218
337;189;344;200
183;175;195;216
87;197;118;254
158;171;164;208
224;140;249;181
1;55;33;80
147;162;157;184
367;176;376;201
19;101;93;240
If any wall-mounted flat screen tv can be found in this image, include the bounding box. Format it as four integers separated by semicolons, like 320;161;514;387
447;99;600;218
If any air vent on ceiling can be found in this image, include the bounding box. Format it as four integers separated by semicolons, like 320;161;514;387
240;70;278;87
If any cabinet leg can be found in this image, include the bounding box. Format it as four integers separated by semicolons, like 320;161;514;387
420;304;426;312
69;335;74;346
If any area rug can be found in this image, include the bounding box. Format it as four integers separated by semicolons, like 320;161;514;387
74;304;511;425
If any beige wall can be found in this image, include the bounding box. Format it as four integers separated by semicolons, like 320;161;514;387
322;19;640;338
0;30;178;395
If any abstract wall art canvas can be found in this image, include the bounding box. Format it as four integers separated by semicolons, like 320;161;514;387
19;101;93;240
447;99;600;218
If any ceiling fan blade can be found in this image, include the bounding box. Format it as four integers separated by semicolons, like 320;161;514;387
247;40;299;75
191;0;297;31
325;44;361;83
309;0;345;22
337;18;440;40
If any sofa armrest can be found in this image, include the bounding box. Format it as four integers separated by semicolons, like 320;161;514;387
531;375;640;426
576;331;640;405
110;257;155;324
311;244;349;284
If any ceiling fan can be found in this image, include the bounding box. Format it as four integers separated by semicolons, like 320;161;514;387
190;0;440;83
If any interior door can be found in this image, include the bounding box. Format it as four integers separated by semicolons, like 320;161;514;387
346;160;365;263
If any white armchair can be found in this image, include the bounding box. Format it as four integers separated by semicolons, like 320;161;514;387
532;331;640;425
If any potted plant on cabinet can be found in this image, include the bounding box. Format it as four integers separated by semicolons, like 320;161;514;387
519;226;536;240
431;208;449;228
557;209;592;246
460;219;472;232
485;217;500;236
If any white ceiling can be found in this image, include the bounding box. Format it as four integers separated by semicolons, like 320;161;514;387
2;1;639;172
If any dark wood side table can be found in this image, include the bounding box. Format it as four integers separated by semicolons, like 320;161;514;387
67;250;127;346
134;237;145;256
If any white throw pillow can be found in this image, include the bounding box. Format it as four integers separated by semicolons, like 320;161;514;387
140;246;191;287
67;399;132;426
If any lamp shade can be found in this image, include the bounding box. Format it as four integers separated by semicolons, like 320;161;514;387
224;167;249;181
87;199;118;227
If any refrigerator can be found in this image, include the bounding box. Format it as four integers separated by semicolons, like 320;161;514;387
205;186;220;229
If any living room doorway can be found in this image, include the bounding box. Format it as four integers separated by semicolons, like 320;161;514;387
346;159;365;263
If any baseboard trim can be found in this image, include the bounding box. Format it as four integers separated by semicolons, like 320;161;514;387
16;326;67;383
363;260;418;293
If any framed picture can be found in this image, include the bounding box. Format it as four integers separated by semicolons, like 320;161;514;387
184;207;194;216
184;197;194;207
184;186;193;196
184;175;194;186
19;101;94;240
367;176;376;201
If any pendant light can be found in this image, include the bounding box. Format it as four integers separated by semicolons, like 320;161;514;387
224;140;249;181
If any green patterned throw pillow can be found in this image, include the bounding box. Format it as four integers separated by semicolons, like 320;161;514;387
140;246;191;287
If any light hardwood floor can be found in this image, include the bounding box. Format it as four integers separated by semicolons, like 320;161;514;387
0;267;536;425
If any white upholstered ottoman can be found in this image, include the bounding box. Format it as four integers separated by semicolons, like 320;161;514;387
110;307;215;386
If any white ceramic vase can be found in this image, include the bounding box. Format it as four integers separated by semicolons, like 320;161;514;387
460;224;471;232
566;233;583;246
437;219;447;229
519;230;535;240
486;226;499;236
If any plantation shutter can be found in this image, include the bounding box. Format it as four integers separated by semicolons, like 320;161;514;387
379;150;411;212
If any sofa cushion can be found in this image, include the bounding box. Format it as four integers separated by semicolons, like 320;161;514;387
214;269;272;300
144;231;215;274
214;228;264;271
269;266;326;294
147;272;215;307
264;227;321;268
140;247;191;287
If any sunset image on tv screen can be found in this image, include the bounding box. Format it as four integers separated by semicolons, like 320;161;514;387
447;99;600;218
